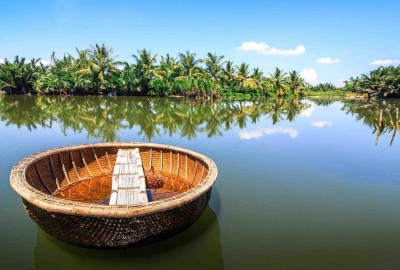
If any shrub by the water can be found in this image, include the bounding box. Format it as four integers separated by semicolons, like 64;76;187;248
311;83;338;92
343;65;400;98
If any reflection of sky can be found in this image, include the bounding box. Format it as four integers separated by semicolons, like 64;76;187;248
239;127;298;139
229;99;400;185
311;121;333;127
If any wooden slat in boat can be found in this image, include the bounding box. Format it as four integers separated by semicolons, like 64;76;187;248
109;149;148;206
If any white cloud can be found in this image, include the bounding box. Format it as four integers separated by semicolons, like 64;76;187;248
0;59;4;64
300;68;318;84
237;42;305;56
238;41;269;52
239;127;298;139
370;59;400;66
312;121;332;128
317;57;340;64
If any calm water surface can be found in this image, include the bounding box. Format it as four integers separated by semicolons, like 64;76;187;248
1;96;400;269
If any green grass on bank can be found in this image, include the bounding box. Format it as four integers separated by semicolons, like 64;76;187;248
303;90;347;97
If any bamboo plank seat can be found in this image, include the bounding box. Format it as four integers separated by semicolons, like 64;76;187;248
109;149;148;205
10;142;218;247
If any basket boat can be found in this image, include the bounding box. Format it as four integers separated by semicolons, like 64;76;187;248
10;142;218;247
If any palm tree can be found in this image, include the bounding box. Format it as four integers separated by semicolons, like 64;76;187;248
178;51;202;78
202;52;225;88
75;44;117;93
220;61;237;89
235;63;257;90
270;67;288;96
132;49;158;95
132;49;157;76
156;54;181;82
344;65;400;98
35;52;77;94
252;68;263;81
0;56;40;94
287;70;303;95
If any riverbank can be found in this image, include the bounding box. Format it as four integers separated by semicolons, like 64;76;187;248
303;90;366;99
0;91;372;100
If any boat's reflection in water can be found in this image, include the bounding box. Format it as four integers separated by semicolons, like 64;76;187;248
33;203;223;270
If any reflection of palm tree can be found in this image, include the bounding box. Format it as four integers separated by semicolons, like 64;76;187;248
285;99;307;121
180;107;202;139
0;96;312;141
269;99;285;124
309;97;339;107
342;99;400;146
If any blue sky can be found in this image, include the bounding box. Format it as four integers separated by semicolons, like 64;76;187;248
1;0;399;86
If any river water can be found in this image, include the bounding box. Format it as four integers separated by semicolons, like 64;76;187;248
1;96;399;269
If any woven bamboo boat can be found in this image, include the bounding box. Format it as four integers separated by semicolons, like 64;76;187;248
10;142;217;247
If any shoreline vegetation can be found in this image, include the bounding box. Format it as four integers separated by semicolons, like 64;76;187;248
0;43;399;99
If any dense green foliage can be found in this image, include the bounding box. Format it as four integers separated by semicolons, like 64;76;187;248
0;44;308;98
0;57;41;94
2;44;399;99
310;82;338;92
344;65;400;98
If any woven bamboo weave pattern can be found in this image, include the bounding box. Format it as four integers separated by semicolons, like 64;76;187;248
10;142;218;247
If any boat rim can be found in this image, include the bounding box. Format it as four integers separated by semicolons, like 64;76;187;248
10;142;218;218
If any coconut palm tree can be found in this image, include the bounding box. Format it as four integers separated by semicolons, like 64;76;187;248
35;52;77;95
74;44;117;93
132;49;157;77
178;51;202;78
344;65;400;98
0;56;40;94
220;61;238;89
156;54;181;82
287;70;304;95
270;67;288;96
252;68;263;81
132;49;158;95
235;63;257;90
202;52;225;88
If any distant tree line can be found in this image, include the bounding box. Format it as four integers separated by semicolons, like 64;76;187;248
1;44;398;98
0;44;309;98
